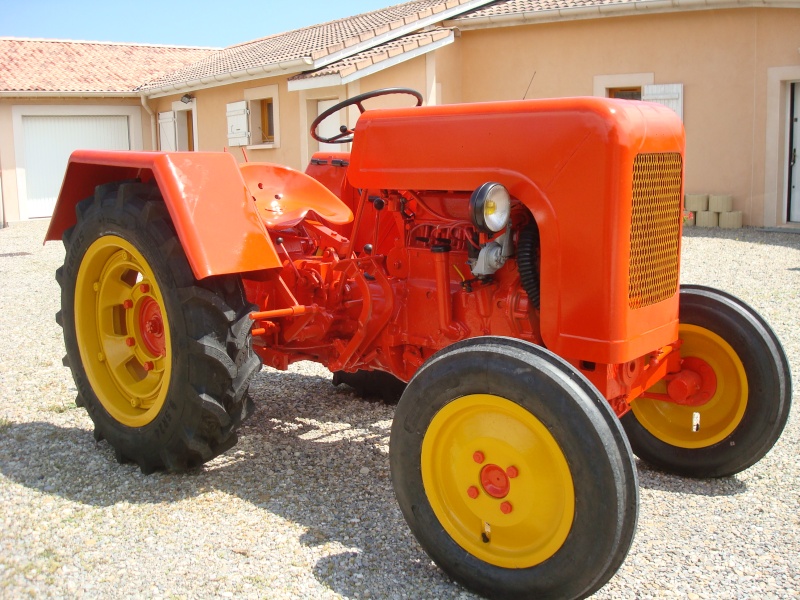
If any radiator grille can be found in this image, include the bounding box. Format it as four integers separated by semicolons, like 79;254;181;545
628;153;683;309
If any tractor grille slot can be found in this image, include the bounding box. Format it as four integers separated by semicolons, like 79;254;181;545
628;152;683;309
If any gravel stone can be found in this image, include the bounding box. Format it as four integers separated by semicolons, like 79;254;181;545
1;220;798;599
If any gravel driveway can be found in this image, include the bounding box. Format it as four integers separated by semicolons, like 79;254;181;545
1;220;798;599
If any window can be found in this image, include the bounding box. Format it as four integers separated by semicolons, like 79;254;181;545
253;98;275;144
226;84;281;148
608;87;642;101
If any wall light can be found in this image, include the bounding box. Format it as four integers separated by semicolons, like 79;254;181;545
180;94;194;104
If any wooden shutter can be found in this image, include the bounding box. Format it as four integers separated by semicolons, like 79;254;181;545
158;111;177;151
226;101;249;146
643;84;683;121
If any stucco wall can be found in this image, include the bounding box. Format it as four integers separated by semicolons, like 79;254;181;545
455;8;800;226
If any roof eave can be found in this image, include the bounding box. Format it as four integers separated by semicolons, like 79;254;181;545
0;90;140;98
289;31;455;92
312;0;494;69
140;56;314;98
447;0;800;30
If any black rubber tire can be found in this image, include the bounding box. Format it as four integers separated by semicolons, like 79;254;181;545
391;336;638;600
56;181;261;473
621;285;792;478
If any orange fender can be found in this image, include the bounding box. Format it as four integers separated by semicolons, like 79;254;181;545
45;150;282;279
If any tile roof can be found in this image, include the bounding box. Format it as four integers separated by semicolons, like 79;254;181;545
450;0;800;22
289;28;454;85
138;0;491;93
453;0;649;19
0;38;217;94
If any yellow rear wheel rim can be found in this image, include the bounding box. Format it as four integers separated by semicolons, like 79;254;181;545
632;324;748;448
75;235;171;428
421;394;575;569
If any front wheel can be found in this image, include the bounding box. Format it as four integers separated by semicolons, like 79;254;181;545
622;285;792;478
57;181;261;472
391;337;638;600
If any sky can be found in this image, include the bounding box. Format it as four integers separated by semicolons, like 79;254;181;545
0;0;398;48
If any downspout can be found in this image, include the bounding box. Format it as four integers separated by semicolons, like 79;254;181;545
141;95;157;151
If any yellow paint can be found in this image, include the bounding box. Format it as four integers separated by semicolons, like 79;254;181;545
74;235;171;427
632;324;748;448
421;394;574;568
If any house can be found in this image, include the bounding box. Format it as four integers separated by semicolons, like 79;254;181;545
0;38;216;223
2;0;800;228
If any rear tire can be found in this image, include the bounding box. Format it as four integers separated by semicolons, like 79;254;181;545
391;336;638;600
57;181;261;473
622;285;792;478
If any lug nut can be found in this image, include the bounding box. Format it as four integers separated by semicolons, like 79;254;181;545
467;486;479;499
139;284;150;294
506;466;519;479
473;451;485;464
143;361;154;372
126;337;136;347
500;501;513;514
123;299;133;310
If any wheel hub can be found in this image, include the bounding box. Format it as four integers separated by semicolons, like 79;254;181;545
138;296;166;357
479;464;511;499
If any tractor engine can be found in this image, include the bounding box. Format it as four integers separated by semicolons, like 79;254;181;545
249;177;538;383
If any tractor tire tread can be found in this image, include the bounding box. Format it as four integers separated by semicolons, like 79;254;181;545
59;180;260;474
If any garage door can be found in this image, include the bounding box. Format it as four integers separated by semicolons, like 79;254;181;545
21;115;130;219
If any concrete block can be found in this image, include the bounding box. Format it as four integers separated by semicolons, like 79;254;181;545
685;194;709;212
719;211;743;229
695;211;719;227
709;194;733;213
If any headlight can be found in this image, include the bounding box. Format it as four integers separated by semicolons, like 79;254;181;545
470;182;511;233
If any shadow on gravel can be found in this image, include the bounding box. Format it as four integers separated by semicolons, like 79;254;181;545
0;366;753;598
0;369;466;598
635;460;748;497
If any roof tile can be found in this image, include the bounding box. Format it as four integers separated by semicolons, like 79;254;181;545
454;0;649;20
290;28;454;82
138;0;474;91
0;38;216;94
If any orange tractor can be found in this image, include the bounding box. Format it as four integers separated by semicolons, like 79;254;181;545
47;89;791;600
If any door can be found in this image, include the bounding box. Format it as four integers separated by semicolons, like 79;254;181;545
317;99;342;153
160;110;194;152
21;115;130;219
789;83;800;222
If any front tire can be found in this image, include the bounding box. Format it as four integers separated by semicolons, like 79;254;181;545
622;285;792;478
57;181;261;472
391;337;638;600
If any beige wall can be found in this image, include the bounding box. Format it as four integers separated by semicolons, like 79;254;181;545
0;97;151;223
455;8;800;226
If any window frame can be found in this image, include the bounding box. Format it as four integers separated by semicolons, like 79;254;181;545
244;84;280;149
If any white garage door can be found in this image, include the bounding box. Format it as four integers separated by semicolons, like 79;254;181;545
21;115;131;219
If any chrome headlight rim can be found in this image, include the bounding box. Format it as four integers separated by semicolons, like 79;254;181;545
470;182;511;233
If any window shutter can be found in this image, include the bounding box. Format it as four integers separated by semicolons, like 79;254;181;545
642;84;683;121
158;111;177;151
226;100;249;146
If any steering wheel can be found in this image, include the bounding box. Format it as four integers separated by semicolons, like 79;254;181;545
310;87;423;144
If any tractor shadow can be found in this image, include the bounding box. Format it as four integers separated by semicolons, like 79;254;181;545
0;368;469;599
0;366;752;597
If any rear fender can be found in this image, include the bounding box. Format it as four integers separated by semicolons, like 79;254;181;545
45;150;282;279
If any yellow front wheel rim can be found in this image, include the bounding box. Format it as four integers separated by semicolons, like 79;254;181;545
421;394;575;569
75;235;172;427
632;324;748;448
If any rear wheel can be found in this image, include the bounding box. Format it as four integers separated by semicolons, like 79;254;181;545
57;181;261;472
391;337;638;600
622;285;792;477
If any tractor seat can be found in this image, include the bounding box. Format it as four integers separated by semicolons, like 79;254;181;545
240;162;353;230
